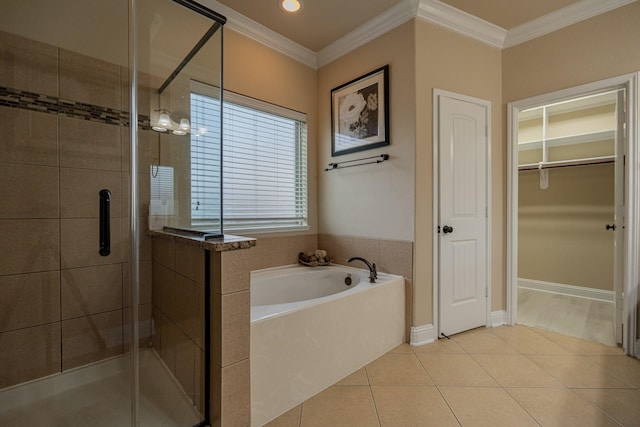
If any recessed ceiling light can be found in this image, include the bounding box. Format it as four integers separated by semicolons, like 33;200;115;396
280;0;302;13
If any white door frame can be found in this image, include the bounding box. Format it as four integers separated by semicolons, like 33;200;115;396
433;89;492;337
506;73;639;357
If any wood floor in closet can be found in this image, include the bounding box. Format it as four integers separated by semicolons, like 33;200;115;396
518;287;616;347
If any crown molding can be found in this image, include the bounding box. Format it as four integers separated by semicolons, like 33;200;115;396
316;0;418;68
200;0;635;69
504;0;637;48
416;0;507;48
201;0;317;68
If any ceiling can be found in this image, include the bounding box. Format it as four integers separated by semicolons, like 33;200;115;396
214;0;583;52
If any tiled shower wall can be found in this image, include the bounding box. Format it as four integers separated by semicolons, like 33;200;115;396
0;31;153;389
151;238;205;412
150;235;255;423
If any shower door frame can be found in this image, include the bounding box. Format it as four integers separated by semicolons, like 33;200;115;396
129;1;226;425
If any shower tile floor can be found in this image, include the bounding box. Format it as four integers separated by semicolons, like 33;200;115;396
266;325;639;427
0;350;199;427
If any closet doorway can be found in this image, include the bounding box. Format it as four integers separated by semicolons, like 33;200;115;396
507;75;639;356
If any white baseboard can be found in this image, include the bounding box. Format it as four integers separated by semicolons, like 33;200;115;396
410;324;435;346
518;278;615;303
412;315;506;346
490;310;507;327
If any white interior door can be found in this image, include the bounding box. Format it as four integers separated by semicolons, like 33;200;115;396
437;93;489;337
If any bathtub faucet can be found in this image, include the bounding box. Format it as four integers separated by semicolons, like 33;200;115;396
347;257;377;283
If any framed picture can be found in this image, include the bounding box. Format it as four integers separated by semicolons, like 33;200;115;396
331;65;389;157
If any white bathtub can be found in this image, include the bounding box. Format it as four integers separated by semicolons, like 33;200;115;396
250;265;405;426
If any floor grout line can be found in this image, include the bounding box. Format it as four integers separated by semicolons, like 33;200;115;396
268;325;639;426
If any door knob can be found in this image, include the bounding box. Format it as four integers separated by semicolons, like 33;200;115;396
442;225;454;234
606;224;616;231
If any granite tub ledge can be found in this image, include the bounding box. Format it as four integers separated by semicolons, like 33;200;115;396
148;229;256;252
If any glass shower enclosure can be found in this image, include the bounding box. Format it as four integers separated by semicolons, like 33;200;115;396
0;0;223;425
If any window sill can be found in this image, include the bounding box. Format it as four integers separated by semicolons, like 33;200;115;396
223;224;311;236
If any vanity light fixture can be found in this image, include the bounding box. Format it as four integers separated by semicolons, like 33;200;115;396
151;109;191;135
280;0;302;13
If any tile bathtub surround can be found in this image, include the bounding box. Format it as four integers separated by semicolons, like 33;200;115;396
266;325;640;427
210;245;252;425
244;233;413;277
244;234;318;271
318;233;413;279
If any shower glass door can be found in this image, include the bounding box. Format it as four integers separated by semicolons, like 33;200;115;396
138;0;223;426
0;0;135;425
0;0;223;426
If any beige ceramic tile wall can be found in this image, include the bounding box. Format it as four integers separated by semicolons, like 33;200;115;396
151;231;408;424
0;31;153;388
244;234;318;271
151;238;204;410
318;233;413;278
150;238;255;421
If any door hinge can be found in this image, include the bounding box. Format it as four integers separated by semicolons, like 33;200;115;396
485;286;488;298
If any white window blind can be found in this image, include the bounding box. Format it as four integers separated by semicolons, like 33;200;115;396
191;90;222;224
150;166;175;216
190;81;308;232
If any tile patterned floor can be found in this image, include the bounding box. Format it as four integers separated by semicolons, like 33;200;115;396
265;325;640;427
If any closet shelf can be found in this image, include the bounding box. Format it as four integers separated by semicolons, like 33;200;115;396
518;129;615;151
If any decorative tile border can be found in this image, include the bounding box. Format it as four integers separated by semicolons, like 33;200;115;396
0;85;150;129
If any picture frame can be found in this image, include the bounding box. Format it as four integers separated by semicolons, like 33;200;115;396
331;65;389;157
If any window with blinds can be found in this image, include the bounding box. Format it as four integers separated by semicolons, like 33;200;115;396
190;81;308;233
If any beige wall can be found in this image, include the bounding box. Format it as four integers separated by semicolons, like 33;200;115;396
225;29;319;237
317;22;416;242
317;19;503;328
519;165;614;290
414;20;503;326
503;1;640;337
502;2;640;103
